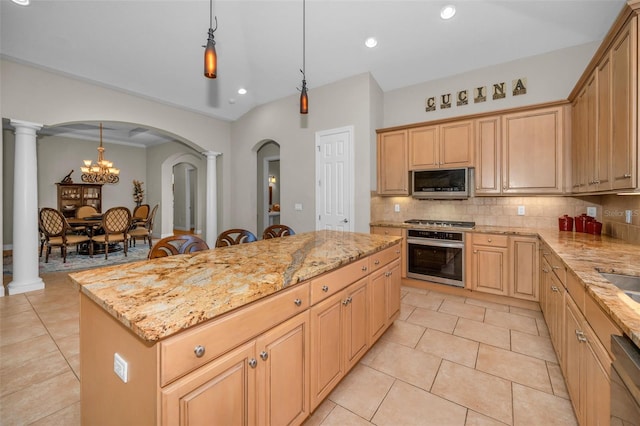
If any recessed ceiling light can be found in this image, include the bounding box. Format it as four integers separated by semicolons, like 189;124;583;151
365;37;378;48
238;88;247;95
440;5;456;20
11;0;30;5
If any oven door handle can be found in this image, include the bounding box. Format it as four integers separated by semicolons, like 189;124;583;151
407;238;464;249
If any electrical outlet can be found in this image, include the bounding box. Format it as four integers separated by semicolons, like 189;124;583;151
587;206;597;217
517;205;525;216
626;210;633;224
394;204;400;213
114;353;128;383
294;203;303;211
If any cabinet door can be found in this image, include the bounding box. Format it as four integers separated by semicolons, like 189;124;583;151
256;312;310;426
470;245;508;296
408;126;439;169
610;18;637;190
386;259;402;322
309;291;344;410
564;297;583;423
161;342;257;426
583;326;611;426
502;106;564;194
369;268;388;344
509;236;539;301
475;116;502;194
549;274;565;365
377;130;409;195
596;53;613;191
343;278;368;371
440;120;474;168
584;73;598;192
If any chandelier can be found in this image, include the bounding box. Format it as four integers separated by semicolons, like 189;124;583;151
80;123;120;184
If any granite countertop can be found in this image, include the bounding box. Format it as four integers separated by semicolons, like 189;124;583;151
371;220;640;347
70;230;401;343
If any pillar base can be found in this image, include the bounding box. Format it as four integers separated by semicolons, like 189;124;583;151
7;277;45;295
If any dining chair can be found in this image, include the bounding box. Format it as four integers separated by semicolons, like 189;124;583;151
129;204;158;249
76;205;99;219
262;224;295;239
91;207;131;259
148;235;209;259
132;204;150;222
39;207;92;263
215;229;257;248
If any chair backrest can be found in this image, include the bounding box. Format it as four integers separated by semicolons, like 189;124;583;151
101;207;132;234
262;224;295;239
76;205;98;219
145;204;159;231
40;208;68;237
215;229;257;247
148;235;210;259
132;204;150;220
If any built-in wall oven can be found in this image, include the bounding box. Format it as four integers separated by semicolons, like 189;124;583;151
611;334;640;425
406;227;466;287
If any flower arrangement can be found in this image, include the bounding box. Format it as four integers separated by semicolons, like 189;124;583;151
132;180;144;206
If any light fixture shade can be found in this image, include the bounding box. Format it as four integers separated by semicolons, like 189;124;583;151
204;30;217;79
300;81;308;114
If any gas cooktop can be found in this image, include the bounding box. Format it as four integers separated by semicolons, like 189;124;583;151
404;219;476;229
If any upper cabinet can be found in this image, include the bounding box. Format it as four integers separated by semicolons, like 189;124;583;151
570;10;639;194
377;130;409;195
408;120;474;170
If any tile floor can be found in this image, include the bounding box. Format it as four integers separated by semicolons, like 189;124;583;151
1;275;577;425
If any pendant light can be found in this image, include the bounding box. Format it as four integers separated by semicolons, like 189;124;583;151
299;0;309;114
204;0;218;79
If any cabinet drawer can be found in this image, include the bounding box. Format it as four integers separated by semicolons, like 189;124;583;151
159;282;310;386
584;293;622;358
542;248;566;285
566;271;585;314
371;227;402;237
369;243;401;272
310;258;369;305
472;233;508;247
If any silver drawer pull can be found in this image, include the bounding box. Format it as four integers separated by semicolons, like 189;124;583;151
551;286;559;292
361;265;368;271
551;265;561;270
294;298;302;306
194;345;206;358
260;351;269;361
249;358;257;368
374;260;380;265
624;173;632;178
322;285;329;292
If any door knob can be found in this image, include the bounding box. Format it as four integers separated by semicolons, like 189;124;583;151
341;218;349;223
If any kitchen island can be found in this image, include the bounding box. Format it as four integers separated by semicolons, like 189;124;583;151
70;230;402;425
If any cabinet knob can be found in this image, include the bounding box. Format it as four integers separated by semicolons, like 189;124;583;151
342;296;352;306
542;268;549;273
473;250;477;254
575;330;587;343
294;298;302;307
374;260;380;265
260;351;269;361
551;286;559;292
551;265;561;270
487;238;492;242
248;358;257;368
194;345;206;358
362;266;368;271
624;173;632;178
322;285;329;292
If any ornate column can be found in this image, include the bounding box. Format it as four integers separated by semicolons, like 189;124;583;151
8;120;44;295
203;151;221;248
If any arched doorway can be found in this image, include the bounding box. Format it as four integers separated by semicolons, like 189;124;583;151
256;141;280;234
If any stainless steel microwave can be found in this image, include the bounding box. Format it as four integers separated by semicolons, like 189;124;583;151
411;168;469;199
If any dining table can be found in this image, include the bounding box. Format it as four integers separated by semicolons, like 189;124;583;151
67;215;123;255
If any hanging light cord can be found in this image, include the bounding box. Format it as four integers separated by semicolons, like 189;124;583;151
302;0;306;79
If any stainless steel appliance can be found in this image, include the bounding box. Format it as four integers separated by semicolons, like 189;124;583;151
611;335;640;425
406;220;473;287
411;168;469;199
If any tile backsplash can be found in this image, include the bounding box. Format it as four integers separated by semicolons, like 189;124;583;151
371;193;640;245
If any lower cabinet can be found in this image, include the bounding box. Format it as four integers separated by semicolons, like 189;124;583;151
369;259;401;343
469;234;509;296
540;257;565;363
509;236;539;300
564;297;611;426
309;277;369;410
370;226;407;278
161;311;310;426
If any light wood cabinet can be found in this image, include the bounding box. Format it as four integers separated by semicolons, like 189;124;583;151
408;120;473;170
502;105;566;194
474;115;502;194
369;258;401;343
468;234;509;296
610;17;637;190
540;257;565;364
56;183;102;218
370;226;406;278
509;236;539;301
310;277;368;410
377;130;409;195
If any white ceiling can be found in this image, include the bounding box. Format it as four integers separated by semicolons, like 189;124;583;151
0;0;627;140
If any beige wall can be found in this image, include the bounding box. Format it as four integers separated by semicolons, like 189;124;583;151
382;42;599;128
600;195;640;244
230;73;383;235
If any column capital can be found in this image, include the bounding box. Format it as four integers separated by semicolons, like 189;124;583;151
9;119;43;132
202;151;222;158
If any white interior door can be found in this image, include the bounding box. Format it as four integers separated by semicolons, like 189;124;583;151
315;126;354;231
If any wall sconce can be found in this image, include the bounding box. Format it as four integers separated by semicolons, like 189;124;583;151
269;175;276;185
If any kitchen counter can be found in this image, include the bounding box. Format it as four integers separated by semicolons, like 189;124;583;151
69;230;401;342
371;220;640;348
